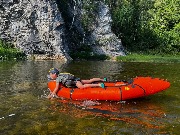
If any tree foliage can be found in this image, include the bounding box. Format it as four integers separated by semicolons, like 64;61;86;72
0;39;26;60
148;0;180;54
107;0;180;54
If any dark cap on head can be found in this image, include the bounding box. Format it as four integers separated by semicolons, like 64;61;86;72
49;68;59;75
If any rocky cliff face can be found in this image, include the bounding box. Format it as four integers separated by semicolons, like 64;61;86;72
0;0;70;61
0;0;125;61
90;2;125;57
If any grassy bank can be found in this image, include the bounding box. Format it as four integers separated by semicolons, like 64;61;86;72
0;47;26;60
116;53;180;63
0;40;26;61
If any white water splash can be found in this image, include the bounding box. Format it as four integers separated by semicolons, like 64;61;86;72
0;113;15;120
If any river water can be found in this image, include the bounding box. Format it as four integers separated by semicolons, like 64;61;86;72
0;60;179;135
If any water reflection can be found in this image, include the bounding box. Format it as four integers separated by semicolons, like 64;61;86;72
63;61;158;81
63;61;124;80
48;98;166;129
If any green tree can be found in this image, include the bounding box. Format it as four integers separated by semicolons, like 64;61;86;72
111;0;154;50
109;0;179;54
148;0;180;54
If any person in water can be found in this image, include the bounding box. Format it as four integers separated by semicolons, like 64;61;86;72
47;68;106;99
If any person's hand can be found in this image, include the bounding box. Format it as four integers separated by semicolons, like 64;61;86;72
47;93;57;99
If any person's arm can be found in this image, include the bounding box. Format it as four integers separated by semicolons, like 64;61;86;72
47;82;59;99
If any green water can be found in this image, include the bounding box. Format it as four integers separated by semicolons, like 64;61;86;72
0;61;179;135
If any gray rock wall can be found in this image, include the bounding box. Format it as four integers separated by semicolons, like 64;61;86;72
0;0;71;61
90;2;125;56
0;0;125;61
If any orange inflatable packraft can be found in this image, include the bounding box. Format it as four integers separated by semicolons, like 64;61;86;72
48;77;170;101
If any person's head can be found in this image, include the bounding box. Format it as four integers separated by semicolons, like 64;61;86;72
49;68;59;79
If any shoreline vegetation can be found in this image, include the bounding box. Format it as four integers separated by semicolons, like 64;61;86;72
116;53;180;63
0;40;26;61
0;39;179;63
0;43;179;63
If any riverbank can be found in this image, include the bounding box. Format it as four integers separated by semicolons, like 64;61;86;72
1;48;180;63
1;42;179;63
0;40;26;60
116;53;180;63
0;47;26;61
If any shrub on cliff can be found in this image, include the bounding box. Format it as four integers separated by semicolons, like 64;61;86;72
0;40;26;60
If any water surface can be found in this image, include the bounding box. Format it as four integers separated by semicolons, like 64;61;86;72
0;60;179;134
